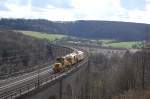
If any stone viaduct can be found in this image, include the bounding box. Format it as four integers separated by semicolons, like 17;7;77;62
17;54;89;99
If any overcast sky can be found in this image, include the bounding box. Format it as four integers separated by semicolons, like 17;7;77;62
0;0;150;24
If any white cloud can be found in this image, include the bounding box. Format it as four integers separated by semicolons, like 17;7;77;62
0;0;32;18
0;0;150;24
35;7;76;21
71;0;114;19
126;3;150;23
70;0;129;21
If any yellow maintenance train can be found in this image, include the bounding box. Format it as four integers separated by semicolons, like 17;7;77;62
52;50;84;73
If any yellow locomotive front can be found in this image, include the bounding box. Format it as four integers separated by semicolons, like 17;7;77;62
52;50;85;73
52;56;71;73
52;62;63;73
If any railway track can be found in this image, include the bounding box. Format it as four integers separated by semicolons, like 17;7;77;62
0;45;89;99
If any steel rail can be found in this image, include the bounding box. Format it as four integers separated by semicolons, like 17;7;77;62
0;44;89;99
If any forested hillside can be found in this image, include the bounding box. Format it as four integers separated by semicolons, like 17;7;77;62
0;19;150;41
63;21;149;41
88;49;150;99
0;30;52;76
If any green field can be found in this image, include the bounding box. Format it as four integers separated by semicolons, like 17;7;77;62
97;39;117;44
19;31;143;49
103;41;142;49
96;39;143;49
20;31;66;42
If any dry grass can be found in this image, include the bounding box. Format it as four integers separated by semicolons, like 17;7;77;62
112;89;150;99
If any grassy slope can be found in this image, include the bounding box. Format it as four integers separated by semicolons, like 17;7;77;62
20;31;66;42
97;39;142;49
98;39;116;44
20;30;142;49
106;41;141;49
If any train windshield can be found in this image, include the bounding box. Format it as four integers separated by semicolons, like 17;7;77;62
56;57;64;62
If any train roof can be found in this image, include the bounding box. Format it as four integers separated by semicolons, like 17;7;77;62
62;50;84;58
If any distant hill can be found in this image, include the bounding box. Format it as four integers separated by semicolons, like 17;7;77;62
0;19;150;41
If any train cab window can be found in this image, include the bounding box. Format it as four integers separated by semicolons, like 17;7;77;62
56;57;64;63
54;63;60;67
